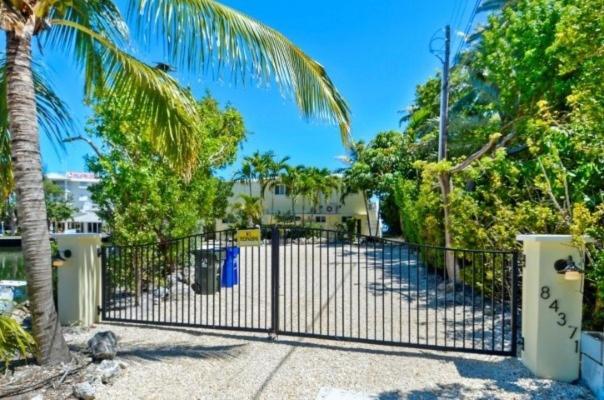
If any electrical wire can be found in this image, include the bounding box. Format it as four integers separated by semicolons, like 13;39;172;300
454;0;482;63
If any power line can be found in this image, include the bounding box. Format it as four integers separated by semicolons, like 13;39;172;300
449;0;465;31
453;0;482;63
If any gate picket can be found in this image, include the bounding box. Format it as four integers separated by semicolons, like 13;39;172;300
101;226;519;356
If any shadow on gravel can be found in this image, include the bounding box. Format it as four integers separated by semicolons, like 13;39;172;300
119;342;246;362
103;321;510;363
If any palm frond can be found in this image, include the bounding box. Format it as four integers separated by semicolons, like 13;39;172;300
51;19;204;176
130;0;351;143
44;0;129;97
477;0;511;13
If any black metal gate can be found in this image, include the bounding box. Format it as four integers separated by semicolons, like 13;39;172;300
101;226;519;356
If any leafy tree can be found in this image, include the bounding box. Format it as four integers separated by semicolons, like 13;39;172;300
393;0;604;320
341;141;378;236
0;0;350;364
43;179;74;231
87;93;245;245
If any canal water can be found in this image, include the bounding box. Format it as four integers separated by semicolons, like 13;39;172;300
0;248;25;280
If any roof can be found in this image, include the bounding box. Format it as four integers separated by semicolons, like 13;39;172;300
46;171;99;183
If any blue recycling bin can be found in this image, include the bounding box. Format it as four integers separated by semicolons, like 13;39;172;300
221;247;240;288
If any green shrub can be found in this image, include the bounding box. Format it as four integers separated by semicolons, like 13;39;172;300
0;313;35;368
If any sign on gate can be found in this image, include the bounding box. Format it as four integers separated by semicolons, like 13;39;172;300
236;228;261;246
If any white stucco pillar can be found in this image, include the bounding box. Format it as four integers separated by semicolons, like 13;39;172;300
54;233;102;327
517;234;588;382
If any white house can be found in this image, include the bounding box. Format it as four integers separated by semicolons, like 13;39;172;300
217;181;381;237
46;172;103;234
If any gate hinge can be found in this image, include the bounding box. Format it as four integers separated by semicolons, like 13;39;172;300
97;305;103;315
518;336;524;351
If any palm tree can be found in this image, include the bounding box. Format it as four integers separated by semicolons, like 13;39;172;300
279;166;302;222
233;161;256;196
232;194;262;227
310;168;340;214
296;166;314;226
247;150;276;217
263;155;290;224
0;0;350;364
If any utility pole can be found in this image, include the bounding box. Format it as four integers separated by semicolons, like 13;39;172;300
438;25;451;162
431;24;457;281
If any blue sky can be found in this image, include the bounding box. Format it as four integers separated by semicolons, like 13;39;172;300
35;0;479;178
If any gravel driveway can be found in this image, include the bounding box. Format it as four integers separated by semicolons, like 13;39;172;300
65;323;591;400
91;240;592;398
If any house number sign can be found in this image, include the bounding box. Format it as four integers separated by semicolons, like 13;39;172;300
540;285;580;353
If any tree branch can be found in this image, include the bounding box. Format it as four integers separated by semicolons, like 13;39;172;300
449;115;529;174
537;158;566;216
63;136;103;158
450;131;516;174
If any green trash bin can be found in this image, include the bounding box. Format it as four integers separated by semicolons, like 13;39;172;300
191;248;224;294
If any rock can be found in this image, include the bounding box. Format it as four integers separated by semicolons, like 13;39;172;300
73;382;95;400
152;287;170;300
88;331;118;361
96;359;122;383
29;394;44;400
454;293;467;305
437;282;457;291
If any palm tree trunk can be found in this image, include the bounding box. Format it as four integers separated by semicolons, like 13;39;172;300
362;191;373;237
6;30;71;364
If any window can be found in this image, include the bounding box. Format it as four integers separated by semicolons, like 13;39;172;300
315;216;326;223
274;185;288;196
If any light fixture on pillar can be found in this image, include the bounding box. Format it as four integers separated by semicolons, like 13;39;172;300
51;249;72;268
554;256;584;281
51;253;66;268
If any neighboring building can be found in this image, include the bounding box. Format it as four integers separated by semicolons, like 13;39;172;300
46;172;103;234
216;181;381;237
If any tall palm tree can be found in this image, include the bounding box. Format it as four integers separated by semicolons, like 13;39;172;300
263;154;290;224
0;0;350;364
233;161;256;196
247;150;275;217
296;166;314;226
310;168;340;214
279;166;302;222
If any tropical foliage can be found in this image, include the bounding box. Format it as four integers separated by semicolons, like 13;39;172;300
228;153;342;227
87;93;245;245
43;179;75;231
348;0;604;327
0;0;350;364
0;313;35;369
